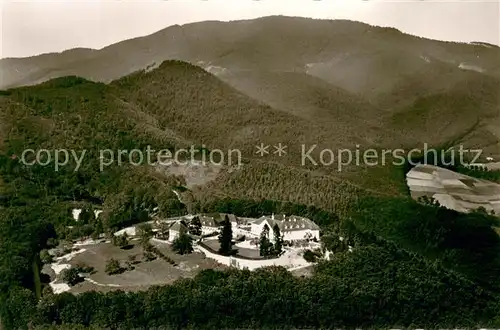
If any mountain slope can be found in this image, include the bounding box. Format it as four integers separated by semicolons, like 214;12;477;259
1;61;388;218
2;16;499;90
2;16;498;159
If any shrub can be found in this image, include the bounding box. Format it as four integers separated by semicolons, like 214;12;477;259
172;233;193;255
61;268;83;286
75;262;94;274
105;259;124;275
39;249;53;264
303;249;320;263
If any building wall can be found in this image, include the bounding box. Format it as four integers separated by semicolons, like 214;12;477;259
283;229;320;241
251;220;319;242
168;229;179;242
72;208;82;221
250;220;271;238
202;226;219;236
195;244;307;271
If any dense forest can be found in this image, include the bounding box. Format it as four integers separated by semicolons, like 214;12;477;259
3;187;500;328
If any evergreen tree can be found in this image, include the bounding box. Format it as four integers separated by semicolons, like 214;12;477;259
112;232;130;249
189;216;202;236
157;221;170;240
137;223;153;246
78;206;95;224
272;224;284;256
172;231;193;255
105;258;123;275
61;268;82;286
39;249;53;264
218;215;232;255
259;224;272;257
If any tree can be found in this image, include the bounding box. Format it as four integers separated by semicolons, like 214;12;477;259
78;207;95;224
40;249;53;264
272;224;284;256
112;232;130;249
41;284;54;297
156;221;170;240
218;215;233;255
74;262;94;274
61;267;82;286
172;232;193;255
92;218;104;237
259;224;273;257
125;257;135;271
90;231;100;241
474;206;489;215
137;223;153;246
105;258;123;275
189;216;202;236
46;237;58;248
302;249;319;263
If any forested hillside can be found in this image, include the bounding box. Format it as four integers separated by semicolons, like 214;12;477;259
1;57;500;328
2;16;499;157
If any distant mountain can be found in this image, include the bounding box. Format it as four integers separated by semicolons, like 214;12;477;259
2;16;499;90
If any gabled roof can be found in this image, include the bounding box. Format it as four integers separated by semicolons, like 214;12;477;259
199;213;242;227
169;221;188;232
219;213;240;224
253;215;320;232
199;215;223;228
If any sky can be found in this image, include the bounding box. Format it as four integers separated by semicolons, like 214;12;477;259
1;0;499;59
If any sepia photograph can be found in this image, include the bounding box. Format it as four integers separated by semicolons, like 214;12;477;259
0;0;499;328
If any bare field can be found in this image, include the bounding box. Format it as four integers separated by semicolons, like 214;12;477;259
154;161;223;188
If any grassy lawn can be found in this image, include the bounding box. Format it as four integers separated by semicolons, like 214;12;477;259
202;238;262;259
66;240;226;293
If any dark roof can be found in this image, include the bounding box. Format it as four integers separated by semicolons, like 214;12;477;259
200;215;222;228
219;213;240;224
254;215;320;232
199;213;242;227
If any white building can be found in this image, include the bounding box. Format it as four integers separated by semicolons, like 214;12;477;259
72;208;103;221
197;213;250;238
221;213;239;229
250;214;320;242
72;208;82;221
199;215;222;236
168;221;188;242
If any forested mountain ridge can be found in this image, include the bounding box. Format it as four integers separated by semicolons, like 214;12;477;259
1;59;500;329
2;16;500;90
0;60;386;216
2;16;499;158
